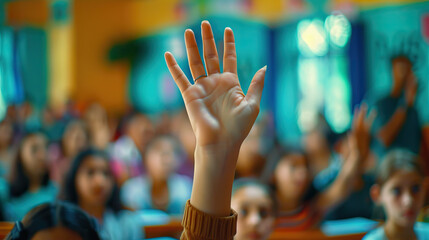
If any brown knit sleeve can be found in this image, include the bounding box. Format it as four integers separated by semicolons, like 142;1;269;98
180;200;238;240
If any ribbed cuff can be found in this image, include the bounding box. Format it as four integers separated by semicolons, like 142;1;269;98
181;200;237;240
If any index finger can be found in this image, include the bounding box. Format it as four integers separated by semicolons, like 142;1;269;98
165;52;191;93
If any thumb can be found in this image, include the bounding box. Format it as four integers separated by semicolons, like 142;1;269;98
246;66;267;107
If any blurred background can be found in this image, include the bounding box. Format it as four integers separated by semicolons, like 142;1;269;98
1;0;428;143
0;0;429;238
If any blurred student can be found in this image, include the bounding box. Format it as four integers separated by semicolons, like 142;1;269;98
363;150;429;240
236;122;268;178
62;148;143;240
6;201;100;240
84;103;112;150
171;110;196;178
6;132;58;221
232;178;275;240
322;132;375;220
0;116;15;178
121;135;192;215
109;112;154;185
305;119;375;220
49;120;89;185
304;114;342;189
372;55;421;156
262;105;374;230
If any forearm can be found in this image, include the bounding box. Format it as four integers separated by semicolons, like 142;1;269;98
317;153;360;212
335;155;360;196
377;107;407;146
190;144;240;217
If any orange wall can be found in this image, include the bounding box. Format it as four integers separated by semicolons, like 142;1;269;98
6;0;49;27
72;0;182;114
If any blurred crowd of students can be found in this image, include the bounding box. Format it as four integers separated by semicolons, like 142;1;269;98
0;54;428;240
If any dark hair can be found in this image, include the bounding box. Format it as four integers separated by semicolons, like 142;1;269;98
261;145;309;187
232;178;278;213
376;149;425;186
309;113;342;149
118;111;150;136
142;134;183;163
60;119;89;154
9;132;50;198
62;148;122;213
6;201;100;240
391;55;413;65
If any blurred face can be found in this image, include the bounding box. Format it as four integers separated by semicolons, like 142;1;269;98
274;154;310;200
177;119;195;160
392;58;413;92
85;104;107;127
128;115;154;150
90;124;111;149
0;119;13;148
76;156;114;206
63;123;88;157
237;126;264;176
379;170;426;228
304;130;328;157
232;185;275;240
32;227;83;240
145;138;177;180
21;134;48;179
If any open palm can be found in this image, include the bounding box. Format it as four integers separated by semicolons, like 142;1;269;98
165;21;266;147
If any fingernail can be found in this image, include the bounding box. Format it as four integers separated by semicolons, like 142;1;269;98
262;65;267;71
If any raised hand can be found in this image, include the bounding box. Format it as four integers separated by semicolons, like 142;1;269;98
316;103;376;213
405;74;418;107
165;21;266;148
164;21;266;217
350;103;376;160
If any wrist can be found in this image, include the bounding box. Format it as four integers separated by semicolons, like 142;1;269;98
189;144;241;217
194;144;240;179
195;142;240;163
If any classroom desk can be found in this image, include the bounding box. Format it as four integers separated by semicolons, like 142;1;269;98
269;231;365;240
144;219;368;239
0;222;14;239
1;221;368;239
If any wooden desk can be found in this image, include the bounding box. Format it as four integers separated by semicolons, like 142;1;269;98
144;219;182;238
0;222;14;239
1;221;367;240
143;220;368;240
269;230;365;240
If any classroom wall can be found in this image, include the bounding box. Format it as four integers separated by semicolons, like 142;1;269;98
72;0;183;114
360;1;429;125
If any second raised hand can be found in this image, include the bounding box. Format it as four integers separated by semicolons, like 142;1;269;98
165;21;266;149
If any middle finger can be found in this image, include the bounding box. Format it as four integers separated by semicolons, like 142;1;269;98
201;21;220;75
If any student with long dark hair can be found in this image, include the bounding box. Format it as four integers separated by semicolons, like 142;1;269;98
49;119;89;185
121;134;192;214
62;148;143;240
6;201;100;240
261;105;374;230
6;132;58;221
